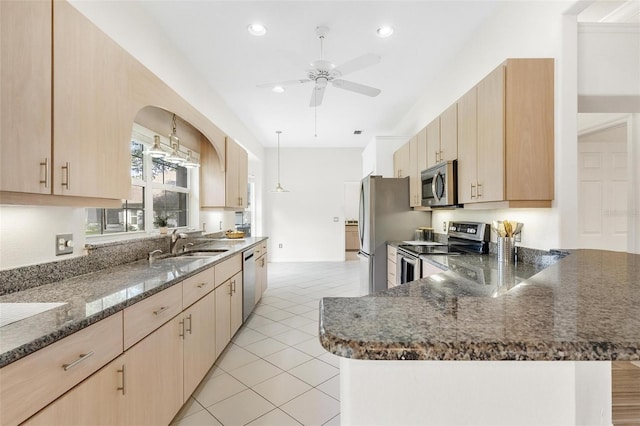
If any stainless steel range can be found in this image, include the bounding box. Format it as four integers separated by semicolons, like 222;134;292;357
396;221;490;285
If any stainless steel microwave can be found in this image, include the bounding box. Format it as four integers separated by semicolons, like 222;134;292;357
421;160;458;207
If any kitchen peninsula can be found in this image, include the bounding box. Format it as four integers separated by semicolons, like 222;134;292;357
320;249;640;425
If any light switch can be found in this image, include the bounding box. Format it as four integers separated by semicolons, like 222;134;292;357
333;217;339;222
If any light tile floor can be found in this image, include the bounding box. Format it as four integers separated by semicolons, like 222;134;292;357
171;261;360;426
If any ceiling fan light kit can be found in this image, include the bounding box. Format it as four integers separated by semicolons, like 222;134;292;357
257;25;382;108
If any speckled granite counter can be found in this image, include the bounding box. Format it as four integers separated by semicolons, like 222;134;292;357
320;249;640;361
0;237;266;367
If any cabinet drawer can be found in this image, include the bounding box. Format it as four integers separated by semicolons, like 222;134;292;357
387;245;397;262
0;313;123;426
123;283;182;349
183;267;215;308
215;253;242;287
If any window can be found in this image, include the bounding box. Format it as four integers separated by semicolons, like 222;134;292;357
86;126;195;236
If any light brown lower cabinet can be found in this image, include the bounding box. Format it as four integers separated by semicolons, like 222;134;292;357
255;252;268;305
214;271;243;358
183;291;216;399
25;315;184;426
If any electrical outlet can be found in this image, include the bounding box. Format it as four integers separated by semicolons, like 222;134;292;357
278;243;283;248
443;221;447;232
515;231;522;243
333;217;339;222
55;233;74;256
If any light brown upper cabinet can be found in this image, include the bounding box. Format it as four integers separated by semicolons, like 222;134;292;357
425;118;441;168
393;140;411;181
439;104;458;165
53;1;131;200
457;58;554;208
0;1;130;205
0;0;52;196
408;136;421;207
225;138;249;209
200;135;248;209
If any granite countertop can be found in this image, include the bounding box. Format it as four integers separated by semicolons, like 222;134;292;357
319;249;640;361
0;237;266;367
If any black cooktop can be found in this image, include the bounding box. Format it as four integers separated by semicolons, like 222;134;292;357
399;221;491;256
398;243;477;256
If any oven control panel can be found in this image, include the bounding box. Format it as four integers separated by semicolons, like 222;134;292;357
448;222;490;242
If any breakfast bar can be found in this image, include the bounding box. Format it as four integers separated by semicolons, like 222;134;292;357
319;250;640;425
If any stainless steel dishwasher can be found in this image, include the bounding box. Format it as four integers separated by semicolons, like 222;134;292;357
242;249;256;322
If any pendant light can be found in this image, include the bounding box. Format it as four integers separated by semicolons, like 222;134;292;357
148;135;167;158
165;114;185;164
272;130;289;192
183;150;200;168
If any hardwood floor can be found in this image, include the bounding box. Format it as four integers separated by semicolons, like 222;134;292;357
613;361;640;425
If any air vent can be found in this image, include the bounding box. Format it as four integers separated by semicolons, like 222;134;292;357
353;130;363;135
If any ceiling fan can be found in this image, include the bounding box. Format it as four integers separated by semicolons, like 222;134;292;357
257;26;382;107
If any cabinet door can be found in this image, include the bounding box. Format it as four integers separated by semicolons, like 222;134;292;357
225;138;240;208
0;0;52;194
417;127;428;173
214;282;232;358
52;1;131;199
408;136;420;207
183;291;216;400
237;143;249;208
426;117;441;168
255;254;266;305
200;137;226;207
440;103;458;162
393;142;410;178
476;64;505;203
124;315;184;426
457;88;478;204
261;253;268;295
25;356;126;426
230;271;244;337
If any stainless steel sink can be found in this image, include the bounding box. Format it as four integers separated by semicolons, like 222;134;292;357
180;249;229;257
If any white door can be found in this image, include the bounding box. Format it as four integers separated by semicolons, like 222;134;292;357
578;124;628;251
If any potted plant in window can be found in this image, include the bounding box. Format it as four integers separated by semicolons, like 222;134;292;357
154;215;169;235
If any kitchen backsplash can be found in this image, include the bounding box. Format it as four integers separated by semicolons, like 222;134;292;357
0;231;218;296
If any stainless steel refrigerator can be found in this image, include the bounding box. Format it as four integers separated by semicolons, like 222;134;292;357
358;175;431;295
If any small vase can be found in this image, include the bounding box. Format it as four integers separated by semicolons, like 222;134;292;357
159;226;168;235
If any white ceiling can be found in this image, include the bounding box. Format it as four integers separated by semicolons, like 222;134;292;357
134;1;504;148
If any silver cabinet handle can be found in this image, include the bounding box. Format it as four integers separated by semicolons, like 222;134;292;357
231;280;236;293
117;365;126;395
477;183;483;197
153;306;169;315
471;183;477;198
196;282;207;288
40;158;49;188
61;162;70;189
62;351;94;371
179;319;185;339
186;314;192;335
228;282;232;296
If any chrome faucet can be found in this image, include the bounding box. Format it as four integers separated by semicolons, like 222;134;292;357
170;229;189;255
182;242;195;253
148;249;163;265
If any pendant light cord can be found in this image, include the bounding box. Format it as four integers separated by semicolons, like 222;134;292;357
276;131;282;184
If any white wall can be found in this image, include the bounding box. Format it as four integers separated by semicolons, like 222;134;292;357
264;148;362;261
394;1;579;251
578;23;640;96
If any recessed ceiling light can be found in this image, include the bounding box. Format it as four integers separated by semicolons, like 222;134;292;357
376;26;394;38
247;23;267;36
272;86;285;93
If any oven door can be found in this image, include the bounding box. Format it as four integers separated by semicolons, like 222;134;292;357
397;251;421;284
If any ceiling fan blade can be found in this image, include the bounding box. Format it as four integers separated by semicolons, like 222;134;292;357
309;85;326;107
332;79;381;97
256;79;311;89
334;53;381;77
